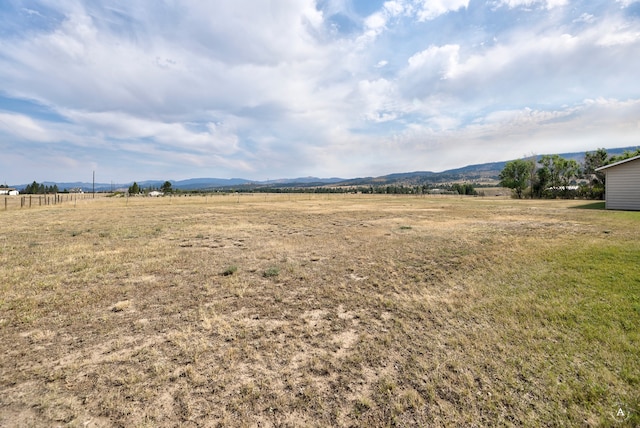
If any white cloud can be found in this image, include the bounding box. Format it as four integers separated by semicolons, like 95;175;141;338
60;110;243;156
0;1;331;113
0;112;54;142
415;0;469;21
597;29;640;46
573;13;595;24
401;44;460;98
352;78;405;123
615;0;640;6
384;1;406;17
494;0;568;9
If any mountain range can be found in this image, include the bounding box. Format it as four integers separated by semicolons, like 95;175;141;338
11;146;638;192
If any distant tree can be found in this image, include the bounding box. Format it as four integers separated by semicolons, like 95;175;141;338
23;181;60;194
451;183;477;196
608;148;640;164
499;159;533;199
533;167;550;198
128;182;140;195
526;154;537;199
24;181;37;194
584;148;608;187
539;155;580;198
582;148;608;199
161;181;173;194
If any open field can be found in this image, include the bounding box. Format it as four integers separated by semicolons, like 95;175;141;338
1;194;638;427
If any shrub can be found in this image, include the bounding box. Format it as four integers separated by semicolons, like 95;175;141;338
263;267;280;278
221;265;238;276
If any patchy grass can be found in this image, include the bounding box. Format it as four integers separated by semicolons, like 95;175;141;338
0;194;638;426
221;265;238;276
263;266;280;278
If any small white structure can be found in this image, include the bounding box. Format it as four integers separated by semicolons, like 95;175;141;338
148;191;164;197
596;154;640;210
0;188;19;196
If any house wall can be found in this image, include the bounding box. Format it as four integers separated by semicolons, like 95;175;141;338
605;159;640;210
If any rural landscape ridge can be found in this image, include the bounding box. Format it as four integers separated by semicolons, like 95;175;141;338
9;146;639;192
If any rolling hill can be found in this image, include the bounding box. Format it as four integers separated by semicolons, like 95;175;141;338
12;146;639;191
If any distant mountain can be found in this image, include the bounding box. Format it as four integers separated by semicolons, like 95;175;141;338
171;178;253;190
12;146;638;191
262;177;344;185
331;147;639;187
12;176;344;192
334;161;508;187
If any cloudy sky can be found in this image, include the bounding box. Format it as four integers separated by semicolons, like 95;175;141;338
1;0;639;184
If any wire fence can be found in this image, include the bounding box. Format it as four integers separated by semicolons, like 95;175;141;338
2;193;97;211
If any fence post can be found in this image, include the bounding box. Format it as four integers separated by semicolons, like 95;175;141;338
4;197;6;211
29;195;32;208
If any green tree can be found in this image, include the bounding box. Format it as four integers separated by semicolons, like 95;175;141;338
128;182;140;195
533;167;550;198
161;181;173;194
24;181;38;194
608;148;640;164
584;148;608;187
539;155;580;198
451;183;477;195
582;148;608;199
526;155;537;199
499;159;533;199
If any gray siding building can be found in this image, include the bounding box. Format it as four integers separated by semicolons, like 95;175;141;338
596;155;640;210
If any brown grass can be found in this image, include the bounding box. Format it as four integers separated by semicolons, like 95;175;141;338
0;194;638;427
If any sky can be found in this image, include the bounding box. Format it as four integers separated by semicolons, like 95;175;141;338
1;0;639;184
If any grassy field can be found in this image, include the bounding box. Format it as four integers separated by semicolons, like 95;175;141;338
1;194;638;427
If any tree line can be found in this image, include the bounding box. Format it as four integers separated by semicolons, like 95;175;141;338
499;148;640;199
220;183;479;195
127;181;173;195
22;181;60;194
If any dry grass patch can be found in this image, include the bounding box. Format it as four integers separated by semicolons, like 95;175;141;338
0;194;638;426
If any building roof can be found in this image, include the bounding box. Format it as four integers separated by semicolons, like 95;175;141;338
595;154;640;171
